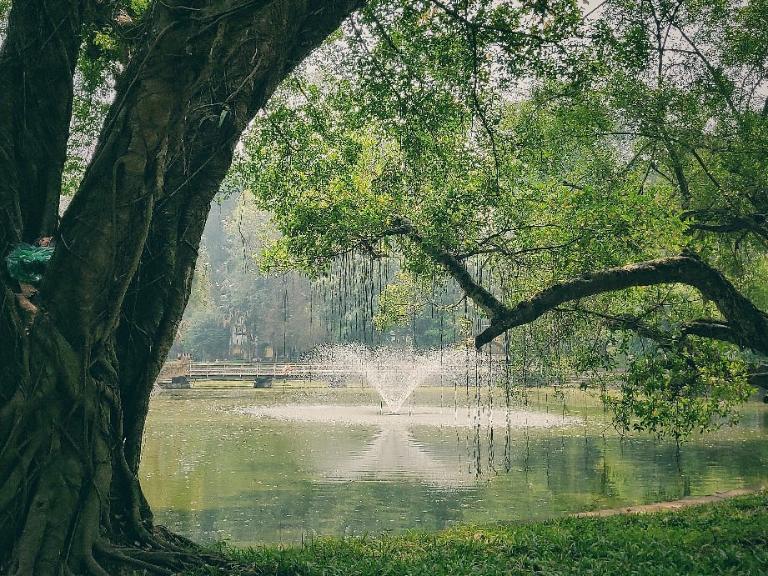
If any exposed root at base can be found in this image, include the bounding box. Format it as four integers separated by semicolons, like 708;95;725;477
69;528;227;576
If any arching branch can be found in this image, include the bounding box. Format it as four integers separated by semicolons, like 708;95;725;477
394;218;768;354
393;218;508;319
40;0;361;351
114;0;363;470
474;253;768;352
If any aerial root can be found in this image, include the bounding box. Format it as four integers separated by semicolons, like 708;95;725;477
153;524;201;551
150;525;228;564
151;548;229;571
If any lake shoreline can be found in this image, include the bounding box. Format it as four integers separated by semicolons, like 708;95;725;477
574;486;766;517
187;492;768;575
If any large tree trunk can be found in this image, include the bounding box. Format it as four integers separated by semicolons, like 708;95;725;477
0;312;163;575
0;1;360;573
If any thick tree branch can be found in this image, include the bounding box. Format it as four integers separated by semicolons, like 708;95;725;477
394;220;766;353
681;319;747;347
474;253;768;352
396;219;767;354
393;218;508;319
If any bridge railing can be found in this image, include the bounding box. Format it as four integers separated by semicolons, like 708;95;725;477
163;359;517;382
186;362;367;380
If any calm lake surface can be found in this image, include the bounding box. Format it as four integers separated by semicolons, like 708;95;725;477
140;385;768;545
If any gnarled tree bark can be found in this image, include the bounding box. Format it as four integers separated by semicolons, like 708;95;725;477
0;1;360;574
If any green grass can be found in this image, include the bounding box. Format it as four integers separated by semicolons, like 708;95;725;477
189;494;768;575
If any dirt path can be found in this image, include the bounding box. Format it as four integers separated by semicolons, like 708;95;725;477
575;487;765;517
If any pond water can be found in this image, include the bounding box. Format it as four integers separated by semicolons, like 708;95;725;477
140;384;768;546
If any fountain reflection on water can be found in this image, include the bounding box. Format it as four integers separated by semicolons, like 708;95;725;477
325;427;471;488
243;345;579;488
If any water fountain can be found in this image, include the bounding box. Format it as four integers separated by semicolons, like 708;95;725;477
243;344;577;430
312;344;463;413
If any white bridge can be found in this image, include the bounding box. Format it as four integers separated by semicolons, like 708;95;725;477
156;358;522;390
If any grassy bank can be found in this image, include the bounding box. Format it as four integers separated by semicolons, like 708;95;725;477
188;493;768;576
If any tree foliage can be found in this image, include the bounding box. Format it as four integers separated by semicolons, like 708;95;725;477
233;0;768;437
1;0;766;572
